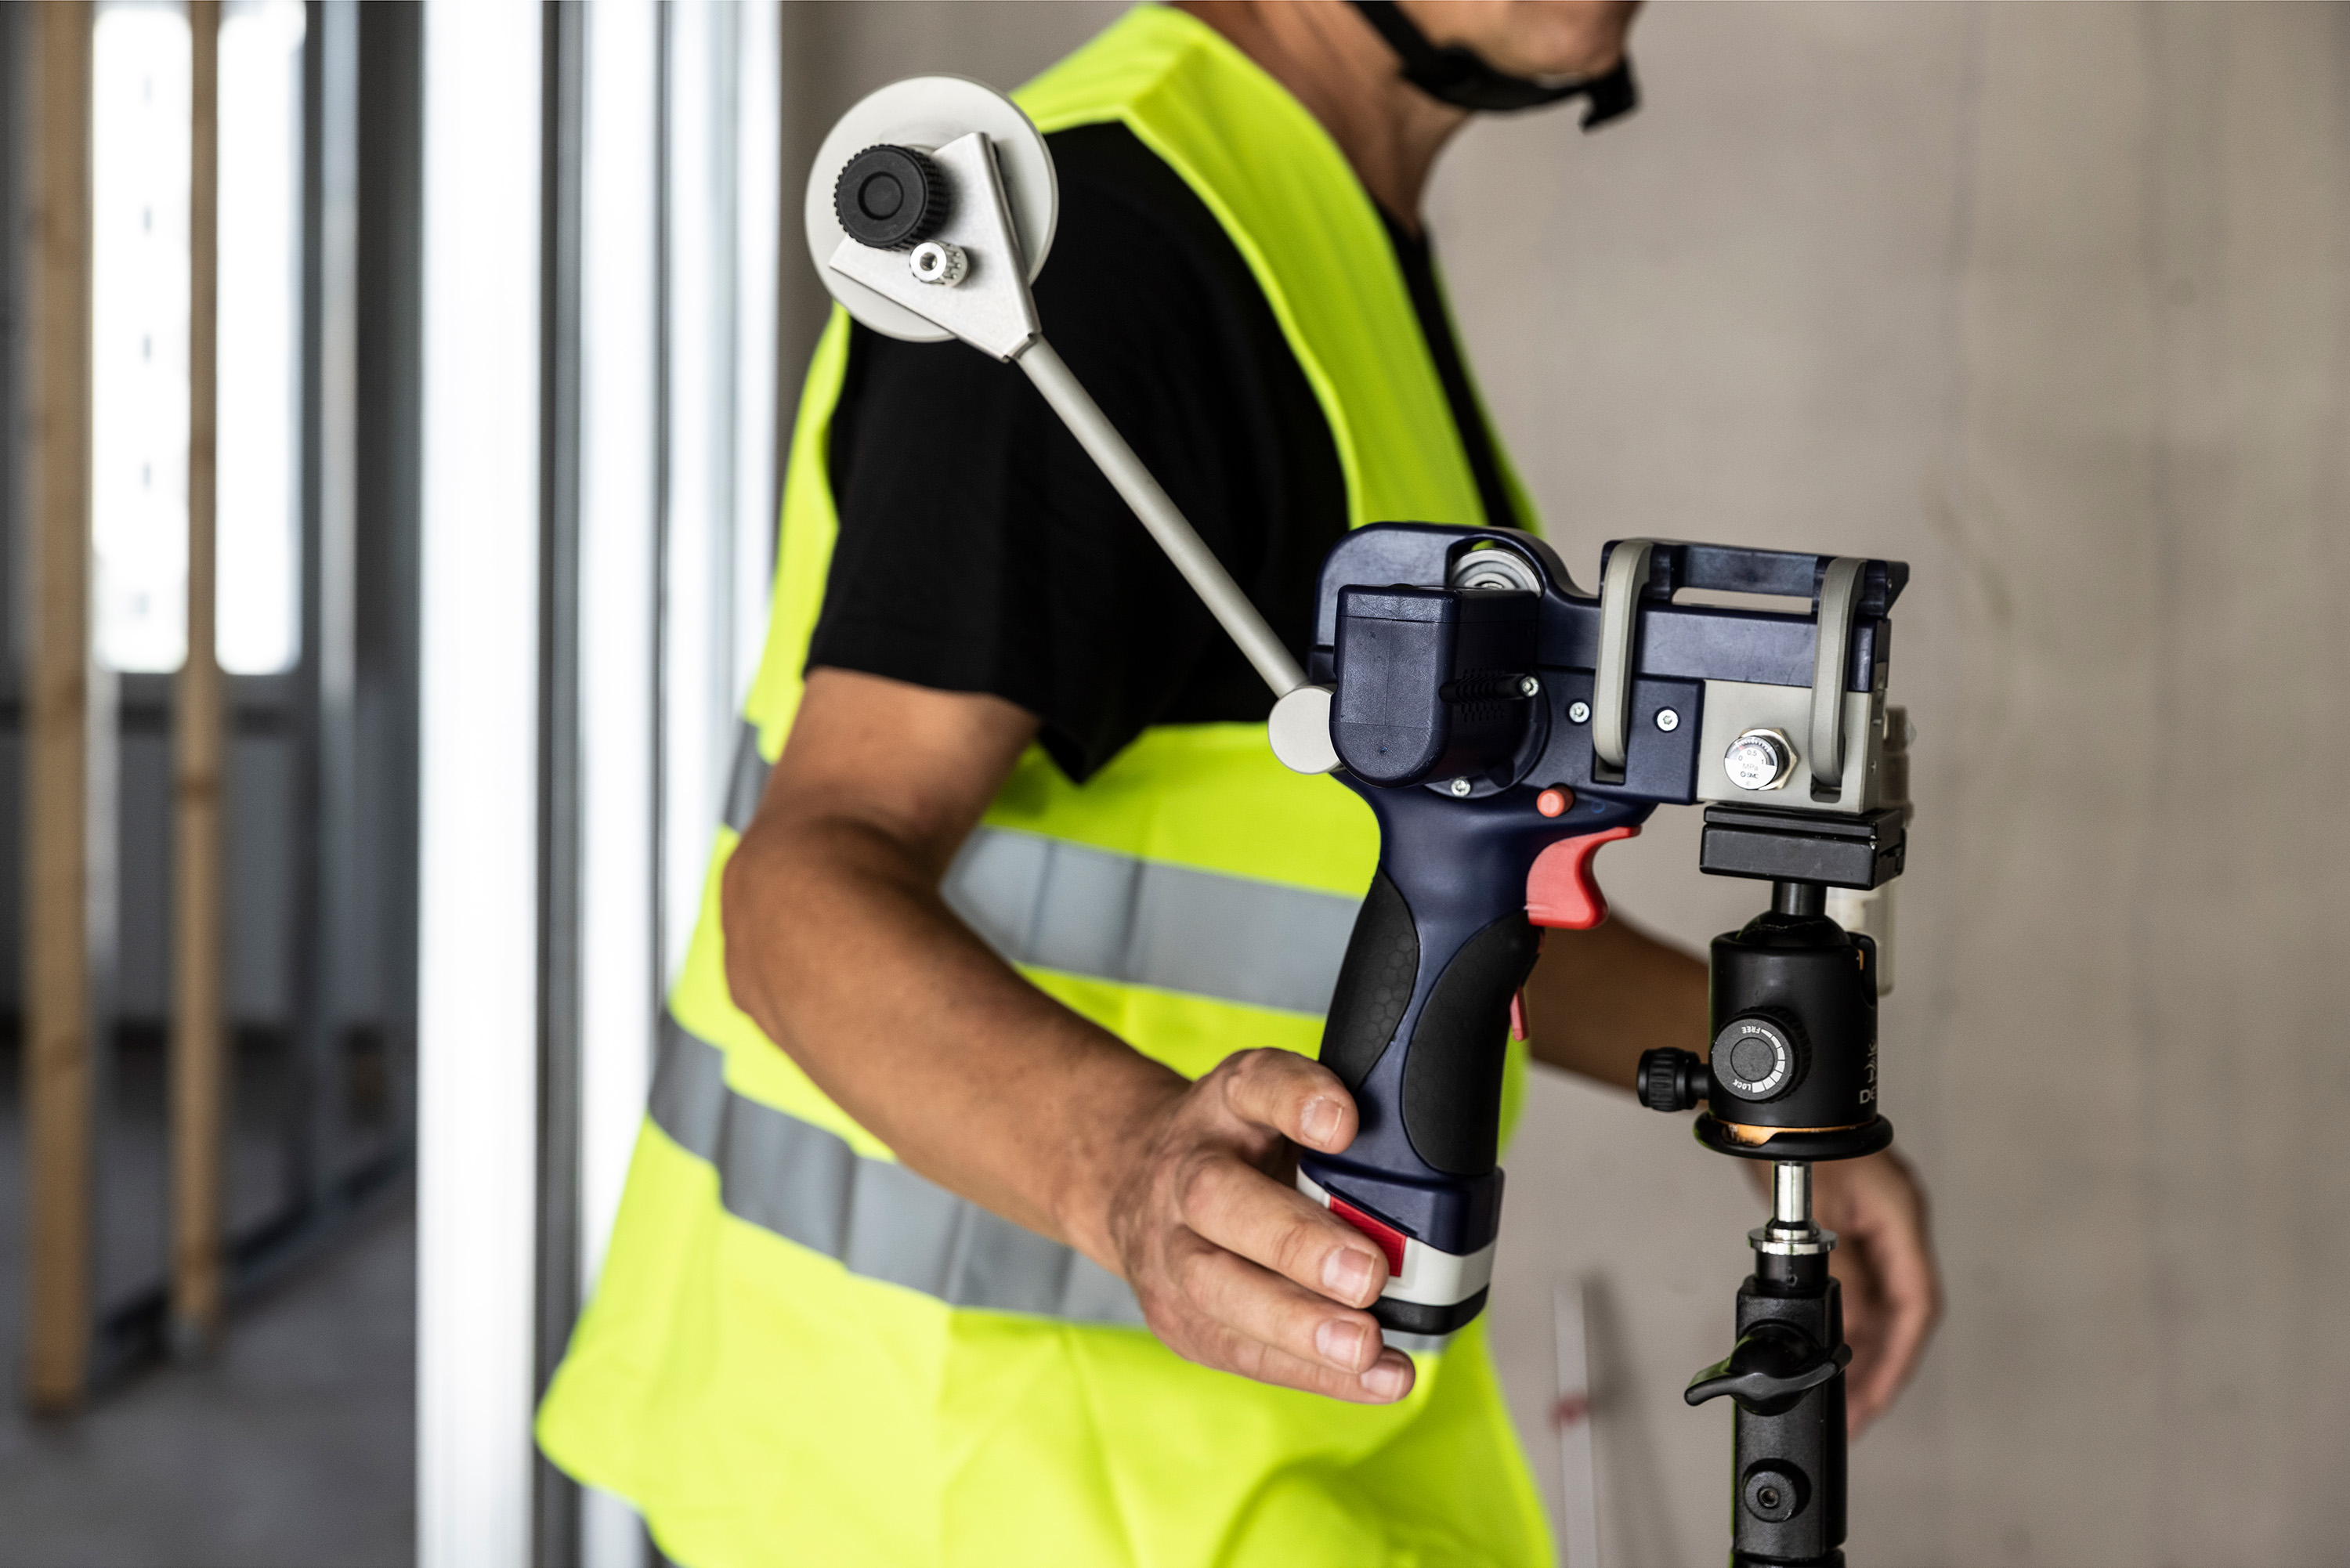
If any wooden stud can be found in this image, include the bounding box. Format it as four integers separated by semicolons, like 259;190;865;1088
22;0;95;1416
171;0;226;1355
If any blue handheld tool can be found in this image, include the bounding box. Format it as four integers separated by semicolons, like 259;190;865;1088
1286;526;1907;1336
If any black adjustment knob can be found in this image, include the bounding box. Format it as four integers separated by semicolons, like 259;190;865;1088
834;145;948;251
1685;1324;1851;1415
1709;1013;1806;1103
1636;1048;1706;1111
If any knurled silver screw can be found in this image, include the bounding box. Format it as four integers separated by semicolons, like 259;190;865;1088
1517;675;1540;698
909;240;967;286
1567;700;1591;724
1656;708;1681;733
1449;776;1473;797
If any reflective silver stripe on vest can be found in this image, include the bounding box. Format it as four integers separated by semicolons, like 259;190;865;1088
942;832;1358;1017
648;1015;1452;1353
724;720;770;836
724;719;1361;1017
650;1014;1148;1323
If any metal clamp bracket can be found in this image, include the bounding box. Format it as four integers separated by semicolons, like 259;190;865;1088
826;132;1042;361
1592;540;1656;774
1807;557;1866;793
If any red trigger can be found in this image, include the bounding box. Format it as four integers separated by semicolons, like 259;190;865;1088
1526;826;1641;930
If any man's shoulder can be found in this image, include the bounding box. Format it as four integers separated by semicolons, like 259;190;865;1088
1044;121;1224;254
1033;121;1279;352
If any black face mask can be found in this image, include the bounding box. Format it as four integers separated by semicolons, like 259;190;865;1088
1349;0;1638;125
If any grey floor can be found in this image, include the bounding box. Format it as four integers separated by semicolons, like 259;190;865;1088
0;1204;414;1568
0;1037;414;1567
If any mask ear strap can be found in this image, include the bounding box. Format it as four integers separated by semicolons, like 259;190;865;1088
1575;58;1640;129
1348;0;1640;125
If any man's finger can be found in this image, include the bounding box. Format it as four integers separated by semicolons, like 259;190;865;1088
1166;1229;1386;1374
1177;1150;1390;1308
1216;1048;1358;1153
1191;1316;1415;1405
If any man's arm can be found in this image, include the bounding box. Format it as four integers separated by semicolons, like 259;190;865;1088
1524;919;1943;1434
1522;916;1706;1088
721;668;1415;1403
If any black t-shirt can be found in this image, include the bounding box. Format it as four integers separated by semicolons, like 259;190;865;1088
810;122;1515;782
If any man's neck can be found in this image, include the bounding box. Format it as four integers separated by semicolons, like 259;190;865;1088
1173;1;1467;232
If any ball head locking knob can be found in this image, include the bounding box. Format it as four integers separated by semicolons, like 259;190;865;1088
1637;1048;1708;1112
1711;1014;1806;1103
834;144;948;251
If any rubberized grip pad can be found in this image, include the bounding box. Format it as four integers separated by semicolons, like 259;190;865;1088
1318;869;1419;1091
1401;913;1543;1176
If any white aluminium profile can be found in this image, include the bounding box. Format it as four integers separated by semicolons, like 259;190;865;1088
576;0;659;1342
577;1;661;1562
416;3;541;1566
732;0;783;708
658;0;737;986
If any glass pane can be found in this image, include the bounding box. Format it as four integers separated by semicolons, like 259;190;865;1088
215;0;306;675
92;2;192;674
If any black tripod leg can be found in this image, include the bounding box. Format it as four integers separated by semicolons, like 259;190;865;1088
1688;1161;1849;1567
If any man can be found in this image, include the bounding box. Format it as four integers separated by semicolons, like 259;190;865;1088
538;4;1939;1563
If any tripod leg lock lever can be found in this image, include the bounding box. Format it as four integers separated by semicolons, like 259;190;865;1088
1685;1324;1851;1416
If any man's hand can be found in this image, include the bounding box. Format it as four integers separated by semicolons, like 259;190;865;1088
1809;1150;1940;1435
1107;1049;1413;1404
725;670;1412;1407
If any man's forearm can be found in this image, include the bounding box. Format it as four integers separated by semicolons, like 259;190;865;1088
736;671;1418;1404
721;809;1182;1268
1522;916;1708;1088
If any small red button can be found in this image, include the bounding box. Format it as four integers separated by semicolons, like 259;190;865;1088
1329;1197;1407;1277
1535;787;1572;818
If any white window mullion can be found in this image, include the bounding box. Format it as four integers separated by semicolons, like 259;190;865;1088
415;2;542;1564
732;0;782;707
576;0;660;1339
658;0;740;986
575;1;663;1559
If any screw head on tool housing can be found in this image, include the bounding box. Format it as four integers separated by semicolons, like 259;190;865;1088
834;144;948;251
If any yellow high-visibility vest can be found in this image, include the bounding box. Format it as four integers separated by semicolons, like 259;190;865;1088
537;9;1553;1563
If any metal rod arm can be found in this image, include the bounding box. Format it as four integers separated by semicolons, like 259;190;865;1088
1016;338;1306;699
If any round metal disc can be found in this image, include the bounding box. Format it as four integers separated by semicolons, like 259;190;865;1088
805;76;1058;344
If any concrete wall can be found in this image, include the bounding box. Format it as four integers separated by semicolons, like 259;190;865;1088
785;5;2350;1563
1441;5;2350;1564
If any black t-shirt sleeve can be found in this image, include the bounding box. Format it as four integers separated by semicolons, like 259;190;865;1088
808;125;1343;783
